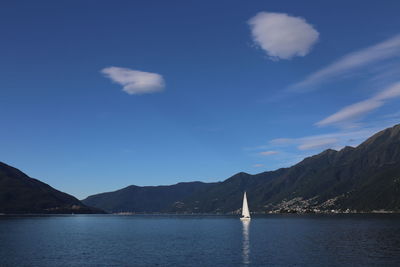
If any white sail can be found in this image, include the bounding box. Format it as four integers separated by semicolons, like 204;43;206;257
241;191;250;218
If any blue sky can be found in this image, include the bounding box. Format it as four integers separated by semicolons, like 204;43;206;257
1;0;400;199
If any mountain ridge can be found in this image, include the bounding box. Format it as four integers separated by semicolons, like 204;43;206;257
84;124;400;213
0;161;103;214
82;181;217;213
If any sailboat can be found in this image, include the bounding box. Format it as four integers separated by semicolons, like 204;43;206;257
240;191;251;221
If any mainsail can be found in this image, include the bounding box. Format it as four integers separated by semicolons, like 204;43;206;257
241;191;250;218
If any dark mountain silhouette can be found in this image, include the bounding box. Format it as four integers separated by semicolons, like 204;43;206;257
177;124;400;213
0;162;103;214
82;182;216;213
83;124;400;213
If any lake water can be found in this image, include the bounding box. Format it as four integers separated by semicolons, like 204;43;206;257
1;214;400;266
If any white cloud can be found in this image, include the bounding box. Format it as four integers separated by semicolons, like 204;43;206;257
298;137;338;151
269;138;294;146
375;82;400;100
101;66;165;95
253;164;265;168
259;150;279;156
290;35;400;91
366;62;400;89
248;11;319;60
383;110;400;119
247;123;398;171
316;82;400;127
268;129;378;151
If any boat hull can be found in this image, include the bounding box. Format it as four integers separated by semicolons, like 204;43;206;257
240;217;251;221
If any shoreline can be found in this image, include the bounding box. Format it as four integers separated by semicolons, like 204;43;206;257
1;211;400;216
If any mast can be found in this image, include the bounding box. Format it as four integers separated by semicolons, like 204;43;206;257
242;191;250;218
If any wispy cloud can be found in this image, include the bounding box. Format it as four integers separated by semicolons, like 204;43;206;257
248;11;319;60
267;128;378;151
253;164;265;168
246;121;398;172
316;82;400;127
269;138;293;146
298;138;338;151
366;61;400;88
259;150;279;156
101;66;165;95
382;110;400;119
289;35;400;91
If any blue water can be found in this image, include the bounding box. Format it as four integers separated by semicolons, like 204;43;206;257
1;214;400;266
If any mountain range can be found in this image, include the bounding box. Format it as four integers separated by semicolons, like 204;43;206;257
83;124;400;213
0;162;102;214
82;182;215;213
1;124;399;214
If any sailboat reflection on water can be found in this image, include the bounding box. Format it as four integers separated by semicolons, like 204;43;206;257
241;214;250;265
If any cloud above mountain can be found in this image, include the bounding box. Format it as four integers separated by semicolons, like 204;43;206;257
316;82;400;127
268;128;379;152
289;35;400;91
259;150;279;156
248;11;319;60
101;66;165;95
